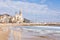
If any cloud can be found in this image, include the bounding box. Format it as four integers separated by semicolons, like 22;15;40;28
0;0;11;2
0;1;48;14
40;0;47;3
0;1;60;22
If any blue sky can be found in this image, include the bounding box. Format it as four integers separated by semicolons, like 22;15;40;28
13;0;60;10
0;0;60;22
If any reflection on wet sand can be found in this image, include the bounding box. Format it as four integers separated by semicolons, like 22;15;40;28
22;30;60;40
0;26;60;40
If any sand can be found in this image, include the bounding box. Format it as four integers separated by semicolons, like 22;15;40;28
0;27;22;40
13;30;21;40
21;30;60;40
0;27;10;40
0;27;60;40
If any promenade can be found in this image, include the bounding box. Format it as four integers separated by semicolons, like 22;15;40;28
0;23;60;27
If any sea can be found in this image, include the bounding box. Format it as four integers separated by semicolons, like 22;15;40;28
7;26;60;40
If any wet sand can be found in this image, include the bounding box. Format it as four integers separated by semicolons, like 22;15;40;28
21;30;60;40
13;30;21;40
0;27;60;40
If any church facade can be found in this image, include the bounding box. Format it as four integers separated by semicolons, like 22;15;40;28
12;10;24;23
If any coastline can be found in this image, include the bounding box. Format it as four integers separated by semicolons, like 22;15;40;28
0;26;60;40
0;23;60;27
22;29;60;40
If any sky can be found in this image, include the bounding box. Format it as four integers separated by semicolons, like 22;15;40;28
0;0;60;22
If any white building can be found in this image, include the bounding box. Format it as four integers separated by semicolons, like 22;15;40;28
0;14;11;23
14;10;24;23
12;11;24;23
0;10;24;23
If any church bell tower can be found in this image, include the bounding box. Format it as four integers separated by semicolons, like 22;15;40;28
19;9;24;23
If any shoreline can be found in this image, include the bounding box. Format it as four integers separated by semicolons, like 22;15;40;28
0;25;60;40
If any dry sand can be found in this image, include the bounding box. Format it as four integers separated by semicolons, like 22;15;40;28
0;27;10;40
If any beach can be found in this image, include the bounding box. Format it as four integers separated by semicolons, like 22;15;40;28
22;29;60;40
0;27;10;40
0;26;60;40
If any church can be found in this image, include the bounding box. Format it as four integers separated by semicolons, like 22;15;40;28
0;10;24;23
0;9;31;23
11;10;24;23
